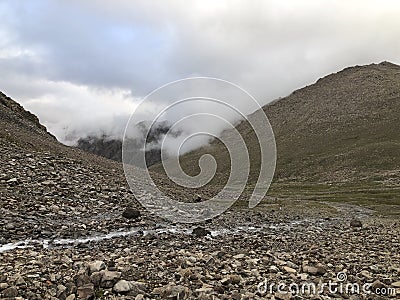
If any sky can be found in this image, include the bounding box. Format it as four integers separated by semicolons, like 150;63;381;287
0;0;400;144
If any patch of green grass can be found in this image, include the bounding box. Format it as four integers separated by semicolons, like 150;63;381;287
264;181;400;216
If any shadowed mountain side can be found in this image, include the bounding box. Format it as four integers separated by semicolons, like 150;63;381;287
76;121;176;167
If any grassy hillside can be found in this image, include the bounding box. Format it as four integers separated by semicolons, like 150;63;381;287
265;61;400;183
150;62;400;203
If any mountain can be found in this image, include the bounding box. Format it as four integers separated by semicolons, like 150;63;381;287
0;92;197;239
76;121;173;166
0;91;56;150
266;61;400;183
151;62;400;192
0;91;137;173
1;69;399;300
0;92;172;246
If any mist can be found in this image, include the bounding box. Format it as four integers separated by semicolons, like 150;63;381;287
0;0;399;150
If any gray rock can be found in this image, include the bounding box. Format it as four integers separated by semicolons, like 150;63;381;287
113;279;147;295
15;276;26;286
391;281;400;288
269;265;279;273
153;284;190;299
303;265;319;275
2;286;18;298
90;272;102;287
303;264;326;275
88;260;105;274
371;280;386;290
192;226;211;237
350;219;362;228
229;275;242;285
122;208;141;219
283;266;296;274
100;270;121;288
0;283;9;291
57;284;67;299
220;277;231;285
5;222;15;230
6;178;18;185
233;253;245;259
75;274;91;287
359;270;372;279
77;283;94;300
113;280;131;293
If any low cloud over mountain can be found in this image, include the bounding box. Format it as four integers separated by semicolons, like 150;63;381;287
0;0;399;146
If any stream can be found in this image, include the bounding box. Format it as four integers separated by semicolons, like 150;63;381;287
0;220;321;253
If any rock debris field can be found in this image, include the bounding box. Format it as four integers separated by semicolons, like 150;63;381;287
1;142;400;300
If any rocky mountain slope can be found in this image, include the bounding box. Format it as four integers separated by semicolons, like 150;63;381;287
76;121;172;166
266;61;400;183
0;92;144;242
76;136;123;162
0;92;56;150
153;62;400;190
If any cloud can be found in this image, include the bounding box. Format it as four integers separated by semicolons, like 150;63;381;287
9;76;138;145
0;0;399;144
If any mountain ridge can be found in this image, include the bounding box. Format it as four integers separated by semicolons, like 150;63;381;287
150;61;400;189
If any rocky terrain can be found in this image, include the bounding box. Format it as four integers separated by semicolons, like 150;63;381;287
1;62;400;300
1;213;399;300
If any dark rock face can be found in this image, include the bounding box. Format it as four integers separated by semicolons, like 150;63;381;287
192;226;211;237
122;208;141;219
77;137;122;162
76;121;176;166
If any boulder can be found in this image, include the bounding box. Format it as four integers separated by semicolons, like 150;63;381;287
153;284;190;299
2;286;18;298
122;208;141;219
76;284;94;300
100;270;121;288
350;219;362;228
88;260;105;274
113;279;147;296
192;226;211;237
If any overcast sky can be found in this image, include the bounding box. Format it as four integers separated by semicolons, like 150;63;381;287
0;0;399;143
